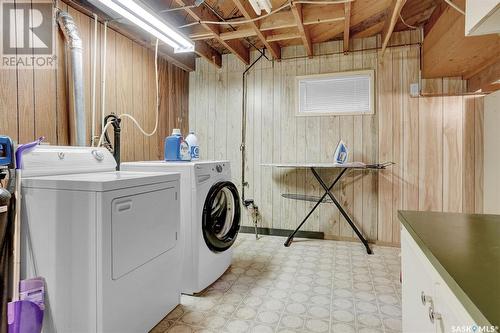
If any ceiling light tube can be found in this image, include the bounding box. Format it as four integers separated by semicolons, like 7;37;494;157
258;0;272;14
248;0;262;15
97;0;194;53
115;0;193;49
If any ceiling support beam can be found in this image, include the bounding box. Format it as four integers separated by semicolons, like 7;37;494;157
343;2;351;53
187;8;345;41
266;32;301;42
291;3;313;57
173;0;250;64
195;41;222;67
220;27;255;40
381;0;407;55
231;0;281;59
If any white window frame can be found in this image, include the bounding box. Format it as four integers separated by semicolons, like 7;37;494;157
295;69;375;117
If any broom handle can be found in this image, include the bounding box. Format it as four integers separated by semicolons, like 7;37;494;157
11;170;22;301
11;137;44;301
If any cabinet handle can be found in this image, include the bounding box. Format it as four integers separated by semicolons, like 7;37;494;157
421;291;432;305
428;306;442;324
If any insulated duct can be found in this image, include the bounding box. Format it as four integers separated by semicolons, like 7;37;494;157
57;10;87;146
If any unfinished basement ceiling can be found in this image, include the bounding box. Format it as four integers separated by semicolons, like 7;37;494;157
181;0;438;54
72;0;499;89
76;0;438;64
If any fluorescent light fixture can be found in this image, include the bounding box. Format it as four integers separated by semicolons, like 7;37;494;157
97;0;194;53
248;0;272;15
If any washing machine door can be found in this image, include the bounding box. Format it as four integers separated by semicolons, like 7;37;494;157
202;181;241;252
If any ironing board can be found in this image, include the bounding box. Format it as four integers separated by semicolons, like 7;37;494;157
262;162;392;254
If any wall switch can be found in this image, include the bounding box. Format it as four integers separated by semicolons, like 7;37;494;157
410;83;420;97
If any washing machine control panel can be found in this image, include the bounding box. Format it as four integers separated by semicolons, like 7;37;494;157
195;162;230;183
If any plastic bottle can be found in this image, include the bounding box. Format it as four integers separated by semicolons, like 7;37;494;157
185;131;199;160
165;129;191;161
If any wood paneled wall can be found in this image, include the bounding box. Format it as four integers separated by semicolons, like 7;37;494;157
0;1;189;161
189;30;484;246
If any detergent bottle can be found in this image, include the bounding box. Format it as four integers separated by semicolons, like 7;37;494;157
165;129;191;161
185;131;199;160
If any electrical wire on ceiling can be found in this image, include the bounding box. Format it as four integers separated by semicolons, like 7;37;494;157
178;0;353;28
202;0;270;60
399;12;418;29
444;0;465;15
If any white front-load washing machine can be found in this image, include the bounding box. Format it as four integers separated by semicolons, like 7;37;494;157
21;146;182;333
121;161;241;294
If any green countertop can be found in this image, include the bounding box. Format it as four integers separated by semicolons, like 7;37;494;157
398;211;500;328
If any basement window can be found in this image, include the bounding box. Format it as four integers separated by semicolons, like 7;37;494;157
296;70;375;116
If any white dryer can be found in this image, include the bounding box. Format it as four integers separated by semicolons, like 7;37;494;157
21;146;181;333
121;161;241;294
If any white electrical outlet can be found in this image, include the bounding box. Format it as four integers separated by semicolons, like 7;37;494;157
410;83;420;97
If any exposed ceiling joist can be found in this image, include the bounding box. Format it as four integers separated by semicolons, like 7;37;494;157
264;5;345;30
381;0;407;55
220;27;255;40
295;0;388;45
194;41;222;67
343;2;351;52
291;3;313;56
188;25;215;40
231;0;281;59
173;0;250;64
187;6;345;41
266;32;301;42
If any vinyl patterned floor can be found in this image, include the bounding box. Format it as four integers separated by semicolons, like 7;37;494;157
150;233;402;333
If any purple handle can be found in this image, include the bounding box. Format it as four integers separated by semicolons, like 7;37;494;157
15;137;44;170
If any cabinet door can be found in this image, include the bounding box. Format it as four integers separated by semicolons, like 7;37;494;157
401;229;436;333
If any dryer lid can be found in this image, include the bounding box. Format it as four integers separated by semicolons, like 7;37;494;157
22;145;116;177
22;171;179;192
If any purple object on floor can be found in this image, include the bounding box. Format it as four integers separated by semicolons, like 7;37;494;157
8;277;45;333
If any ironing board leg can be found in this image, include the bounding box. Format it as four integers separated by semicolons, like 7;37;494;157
311;168;373;254
284;168;346;247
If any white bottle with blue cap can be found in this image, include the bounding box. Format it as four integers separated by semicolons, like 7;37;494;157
185;131;199;160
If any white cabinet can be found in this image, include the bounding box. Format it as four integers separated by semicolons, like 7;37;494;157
465;0;500;36
401;232;436;333
401;227;477;333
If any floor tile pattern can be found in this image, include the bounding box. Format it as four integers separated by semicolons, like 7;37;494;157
151;234;402;333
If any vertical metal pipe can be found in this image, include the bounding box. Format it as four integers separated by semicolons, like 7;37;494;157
241;52;266;204
57;10;87;146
